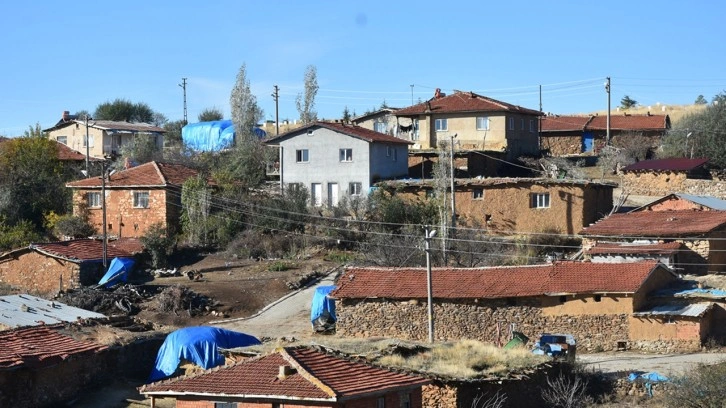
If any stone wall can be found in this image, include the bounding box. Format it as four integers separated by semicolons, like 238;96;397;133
622;174;726;198
336;298;632;352
541;135;583;156
0;250;80;295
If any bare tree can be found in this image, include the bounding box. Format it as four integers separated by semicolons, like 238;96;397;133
230;63;264;144
296;65;319;123
541;372;592;408
471;391;507;408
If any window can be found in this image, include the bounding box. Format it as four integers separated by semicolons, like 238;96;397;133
435;118;448;131
521;118;525;130
412;119;420;141
400;393;411;408
476;116;490;130
472;189;484;199
87;192;101;208
374;121;387;133
133;191;150;208
530;119;536;132
392;148;397;161
214;403;237;408
56;136;68;145
83;134;94;148
508;117;514;130
287;182;303;193
339;148;353;162
531;193;550;209
594;294;602;302
296;149;309;163
377;397;386;408
387;146;397;161
349;182;362;196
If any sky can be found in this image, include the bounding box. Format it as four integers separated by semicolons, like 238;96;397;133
1;1;725;136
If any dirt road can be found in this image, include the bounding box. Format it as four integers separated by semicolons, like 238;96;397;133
578;351;726;376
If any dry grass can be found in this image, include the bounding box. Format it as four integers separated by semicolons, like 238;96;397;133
588;103;707;124
248;337;548;379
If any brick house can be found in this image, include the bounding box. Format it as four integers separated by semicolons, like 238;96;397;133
379;178;614;234
580;210;726;274
0;238;141;295
44;111;166;159
393;90;542;161
540;113;670;156
140;346;430;408
264;122;411;207
328;261;719;351
66;161;201;238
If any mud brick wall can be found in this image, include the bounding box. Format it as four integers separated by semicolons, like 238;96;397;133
336;299;632;352
541;135;583;156
0;251;82;295
623;174;726;198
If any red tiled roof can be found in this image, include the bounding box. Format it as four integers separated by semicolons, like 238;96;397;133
0;325;106;370
266;122;412;145
44;120;166;133
587;114;669;131
30;239;139;263
622;158;708;172
141;347;429;401
540;116;592;132
580;210;726;237
66;161;199;188
587;241;683;256
332;261;661;300
394;91;542;116
53;140;103;162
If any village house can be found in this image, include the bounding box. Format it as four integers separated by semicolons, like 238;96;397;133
631;193;726;212
66;161;201;238
140;346;431;408
379;177;614;235
540;113;670;156
0;238;141;295
580;210;726;274
620;157;710;196
0;294;105;330
44;111;166;158
264;121;411;206
351;107;413;137
331;261;717;352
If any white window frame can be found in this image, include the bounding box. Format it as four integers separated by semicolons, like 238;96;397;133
349;182;362;196
472;189;484;200
412;119;420;141
374;121;387;133
508;117;514;130
476;116;490;131
531;193;550;209
56;136;68;145
296;149;309;163
133;191;150;209
339;148;353;162
435;118;448;132
87;191;101;208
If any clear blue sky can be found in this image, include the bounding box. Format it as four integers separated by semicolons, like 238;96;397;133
1;1;725;136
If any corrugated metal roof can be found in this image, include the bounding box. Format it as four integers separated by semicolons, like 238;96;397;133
633;302;713;317
676;194;726;211
622;158;708;172
0;295;105;328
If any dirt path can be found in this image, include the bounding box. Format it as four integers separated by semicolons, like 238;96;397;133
578;351;726;376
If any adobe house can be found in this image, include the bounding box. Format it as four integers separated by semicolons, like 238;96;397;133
621;157;710;196
66;161;201;238
586;241;683;269
140;346;431;408
540;113;670;156
631;193;726;212
379;178;614;235
330;261;701;352
0;238;141;295
580;210;726;274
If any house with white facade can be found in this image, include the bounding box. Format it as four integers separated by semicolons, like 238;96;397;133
264;122;412;207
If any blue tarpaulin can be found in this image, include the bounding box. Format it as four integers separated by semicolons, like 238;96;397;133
628;371;669;382
311;285;336;322
98;257;135;288
182;121;267;152
149;326;261;381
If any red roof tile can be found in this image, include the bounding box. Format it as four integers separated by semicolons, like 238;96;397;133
266;122;412;145
30;239;138;263
394;91;542;116
332;261;661;300
587;241;683;256
622;158;708;172
0;325;106;370
580;210;726;237
66;161;199;188
141;347;429;401
540;116;592;132
587;114;670;131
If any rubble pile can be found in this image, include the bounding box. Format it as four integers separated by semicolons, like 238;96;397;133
56;284;154;315
152;284;216;317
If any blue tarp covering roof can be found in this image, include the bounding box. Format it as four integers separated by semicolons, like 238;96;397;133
98;257;134;288
149;326;261;381
311;285;336;322
182;121;267;152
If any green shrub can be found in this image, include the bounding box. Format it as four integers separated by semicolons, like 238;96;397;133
0;219;42;251
324;250;356;263
139;223;176;268
54;215;96;238
268;260;294;272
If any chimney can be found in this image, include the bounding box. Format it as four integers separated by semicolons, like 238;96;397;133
62;111;70;122
124;157;133;170
278;365;296;380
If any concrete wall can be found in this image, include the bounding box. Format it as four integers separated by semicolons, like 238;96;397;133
369;143;409;181
73;187;171;238
0;250;100;295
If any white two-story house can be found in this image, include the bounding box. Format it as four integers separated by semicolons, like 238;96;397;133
264;122;412;207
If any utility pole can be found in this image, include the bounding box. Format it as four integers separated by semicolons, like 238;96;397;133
410;84;414;105
85;114;91;178
539;84;543;151
605;77;611;145
179;77;188;124
424;227;437;343
272;85;280;135
101;160;108;269
449;134;457;228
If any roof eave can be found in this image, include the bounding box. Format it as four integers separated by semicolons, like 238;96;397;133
140;390;335;402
